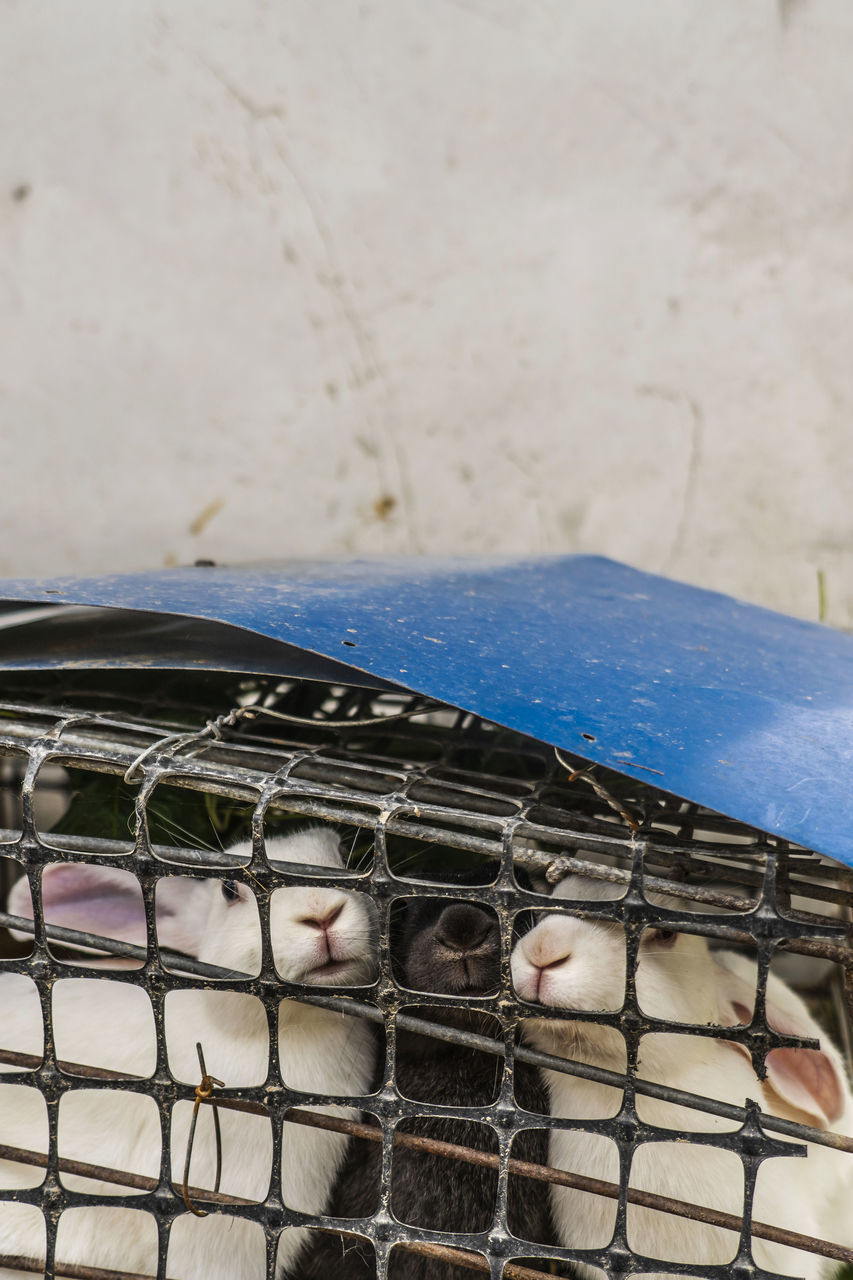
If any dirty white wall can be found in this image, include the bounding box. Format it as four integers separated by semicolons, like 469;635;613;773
2;0;852;624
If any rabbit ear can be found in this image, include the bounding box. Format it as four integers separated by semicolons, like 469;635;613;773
715;956;844;1129
8;863;207;957
762;1013;845;1129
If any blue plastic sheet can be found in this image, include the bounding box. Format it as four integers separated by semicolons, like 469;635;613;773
0;556;850;866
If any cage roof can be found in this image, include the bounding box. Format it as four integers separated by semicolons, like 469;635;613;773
0;555;850;868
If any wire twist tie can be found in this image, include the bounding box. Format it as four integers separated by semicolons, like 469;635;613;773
181;1042;224;1217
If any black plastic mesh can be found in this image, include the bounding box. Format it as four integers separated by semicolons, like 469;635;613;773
0;675;850;1280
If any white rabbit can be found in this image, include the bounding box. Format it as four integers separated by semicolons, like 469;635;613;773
511;873;853;1280
0;827;378;1279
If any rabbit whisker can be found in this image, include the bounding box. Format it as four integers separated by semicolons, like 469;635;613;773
389;847;437;875
146;805;223;855
242;865;272;902
344;828;373;869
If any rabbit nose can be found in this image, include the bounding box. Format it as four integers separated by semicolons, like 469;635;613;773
525;940;572;974
435;904;495;951
299;903;344;934
520;951;571;1002
525;923;573;971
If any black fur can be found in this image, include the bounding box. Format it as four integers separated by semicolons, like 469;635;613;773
296;865;554;1279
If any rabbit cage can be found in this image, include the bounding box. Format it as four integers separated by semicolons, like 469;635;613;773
0;562;850;1280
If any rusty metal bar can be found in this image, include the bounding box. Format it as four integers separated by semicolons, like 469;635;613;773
0;1257;179;1280
299;997;853;1156
542;851;853;924
0;1141;255;1205
3;850;848;961
0;1244;552;1280
0;912;246;980
0;1047;270;1111
0;829;362;878
1;709;852;915
2;1108;852;1266
3;992;853;1158
285;1110;853;1266
379;1242;550;1279
0;1048;139;1082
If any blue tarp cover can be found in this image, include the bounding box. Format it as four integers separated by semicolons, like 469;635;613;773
0;556;850;868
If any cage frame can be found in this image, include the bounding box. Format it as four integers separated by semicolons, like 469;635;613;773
0;679;850;1280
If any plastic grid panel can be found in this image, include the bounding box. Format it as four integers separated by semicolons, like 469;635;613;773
0;683;848;1279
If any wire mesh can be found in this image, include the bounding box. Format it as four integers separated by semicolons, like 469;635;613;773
0;674;849;1280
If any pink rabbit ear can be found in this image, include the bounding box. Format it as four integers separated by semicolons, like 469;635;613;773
715;956;844;1129
8;862;148;951
8;863;206;959
762;1011;844;1129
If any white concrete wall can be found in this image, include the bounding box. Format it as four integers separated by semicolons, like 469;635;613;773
2;0;853;624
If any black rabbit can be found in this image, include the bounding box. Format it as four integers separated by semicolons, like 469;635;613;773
298;864;554;1279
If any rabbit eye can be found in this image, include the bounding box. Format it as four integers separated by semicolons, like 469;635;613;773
221;879;241;903
648;928;677;947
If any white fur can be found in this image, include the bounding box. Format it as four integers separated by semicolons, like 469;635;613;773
511;873;853;1280
0;828;378;1279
